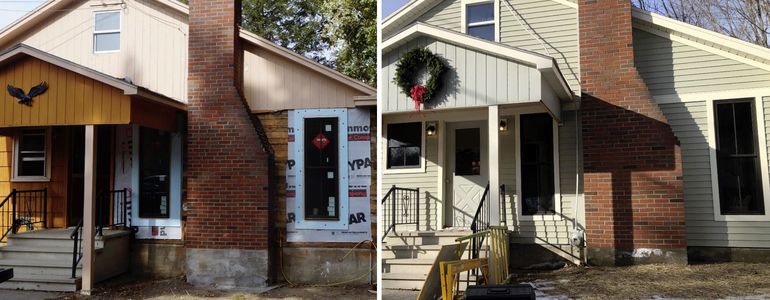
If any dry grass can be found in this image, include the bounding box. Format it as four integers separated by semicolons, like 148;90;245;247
515;263;770;299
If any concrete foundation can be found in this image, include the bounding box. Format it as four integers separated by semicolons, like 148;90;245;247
130;240;186;277
688;247;770;263
587;247;687;266
185;248;269;289
281;247;374;285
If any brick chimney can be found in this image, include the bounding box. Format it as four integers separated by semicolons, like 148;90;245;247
578;0;686;265
186;0;270;287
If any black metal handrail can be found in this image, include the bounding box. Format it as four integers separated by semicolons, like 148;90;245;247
466;183;506;286
70;220;83;279
96;188;129;236
0;188;48;242
381;185;420;241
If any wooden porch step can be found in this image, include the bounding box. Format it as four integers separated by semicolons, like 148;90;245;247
0;273;81;292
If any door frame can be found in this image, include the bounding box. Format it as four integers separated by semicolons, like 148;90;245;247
443;120;488;228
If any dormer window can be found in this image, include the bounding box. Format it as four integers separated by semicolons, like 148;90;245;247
466;2;495;41
94;11;121;53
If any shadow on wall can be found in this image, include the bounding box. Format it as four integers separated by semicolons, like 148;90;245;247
512;211;586;268
582;94;685;266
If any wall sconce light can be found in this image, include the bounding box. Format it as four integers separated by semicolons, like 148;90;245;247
426;122;437;136
499;119;509;132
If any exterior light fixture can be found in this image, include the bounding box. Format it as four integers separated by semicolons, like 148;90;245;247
426;122;437;136
499;119;509;132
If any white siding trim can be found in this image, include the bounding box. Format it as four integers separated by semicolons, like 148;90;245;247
707;96;770;221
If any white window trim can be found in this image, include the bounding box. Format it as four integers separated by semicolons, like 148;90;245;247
12;128;52;182
461;0;500;42
514;112;562;221
383;120;427;174
708;96;770;221
93;10;121;54
293;109;350;230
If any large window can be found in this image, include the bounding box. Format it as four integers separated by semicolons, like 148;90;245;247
387;122;422;169
139;127;171;218
520;113;555;215
715;99;765;215
304;117;340;220
14;129;49;180
466;2;495;41
94;11;120;53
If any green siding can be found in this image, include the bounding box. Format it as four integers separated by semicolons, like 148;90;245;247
661;98;770;248
634;28;770;96
418;0;461;32
381;37;541;113
499;0;580;92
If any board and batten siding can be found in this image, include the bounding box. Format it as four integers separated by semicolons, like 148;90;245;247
242;44;364;111
411;0;580;93
6;0;189;102
380;110;582;246
634;27;770;96
660;98;770;248
381;37;541;113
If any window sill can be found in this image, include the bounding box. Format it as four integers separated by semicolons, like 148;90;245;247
11;177;50;183
384;166;426;175
517;213;563;222
714;214;770;222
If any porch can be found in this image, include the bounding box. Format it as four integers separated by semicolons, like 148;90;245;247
0;44;185;292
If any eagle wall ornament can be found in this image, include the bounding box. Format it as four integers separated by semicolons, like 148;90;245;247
7;82;48;106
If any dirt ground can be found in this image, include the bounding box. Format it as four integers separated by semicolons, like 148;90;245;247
514;262;770;299
45;276;376;300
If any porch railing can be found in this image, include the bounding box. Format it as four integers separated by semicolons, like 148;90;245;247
72;188;130;278
381;185;420;241
96;188;129;236
466;183;506;285
0;188;48;242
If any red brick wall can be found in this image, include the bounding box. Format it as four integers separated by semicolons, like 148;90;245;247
578;0;686;257
185;0;269;250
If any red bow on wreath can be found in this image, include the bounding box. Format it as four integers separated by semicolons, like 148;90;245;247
410;84;426;111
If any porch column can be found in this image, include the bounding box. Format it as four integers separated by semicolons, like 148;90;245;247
488;106;500;225
81;125;97;294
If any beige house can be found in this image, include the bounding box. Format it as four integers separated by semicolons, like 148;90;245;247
0;0;375;292
380;0;770;292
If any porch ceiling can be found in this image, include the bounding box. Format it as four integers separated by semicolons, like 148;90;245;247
0;44;184;129
381;23;573;119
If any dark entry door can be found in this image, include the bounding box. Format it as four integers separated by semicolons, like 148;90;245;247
67;126;113;227
304;117;339;220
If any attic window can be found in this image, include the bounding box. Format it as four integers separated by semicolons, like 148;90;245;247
466;2;495;41
94;11;120;53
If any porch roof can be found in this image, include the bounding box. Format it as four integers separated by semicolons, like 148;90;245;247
0;44;184;130
381;23;573;119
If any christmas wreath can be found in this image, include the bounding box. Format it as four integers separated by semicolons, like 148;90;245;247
394;48;446;111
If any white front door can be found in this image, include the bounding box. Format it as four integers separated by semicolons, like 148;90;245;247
445;121;488;228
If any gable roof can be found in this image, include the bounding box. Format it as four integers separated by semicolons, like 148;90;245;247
0;0;374;98
0;43;185;110
383;22;573;101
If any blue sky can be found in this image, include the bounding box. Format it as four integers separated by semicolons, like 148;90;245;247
383;0;410;19
0;0;45;30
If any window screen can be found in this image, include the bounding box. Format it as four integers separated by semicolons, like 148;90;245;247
387;122;422;169
16;129;47;178
520;113;555;215
715;100;765;215
466;2;495;41
139;127;171;218
304;117;340;220
94;11;120;52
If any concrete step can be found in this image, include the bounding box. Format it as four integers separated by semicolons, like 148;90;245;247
0;274;81;292
384;230;473;246
382;272;480;291
0;245;101;261
382;258;434;274
382;244;443;260
0;259;82;277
